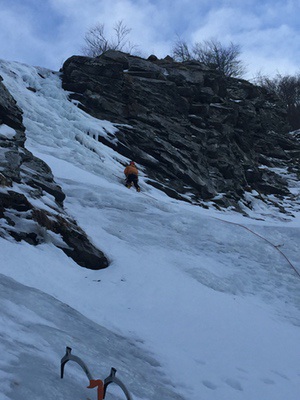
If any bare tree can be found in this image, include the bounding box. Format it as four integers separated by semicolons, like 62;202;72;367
172;36;191;62
172;37;246;78
192;39;245;78
256;72;300;129
82;20;137;57
82;23;109;57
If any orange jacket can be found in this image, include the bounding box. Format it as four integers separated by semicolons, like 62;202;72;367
124;165;138;177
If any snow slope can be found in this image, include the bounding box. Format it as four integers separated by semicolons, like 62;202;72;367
0;59;300;400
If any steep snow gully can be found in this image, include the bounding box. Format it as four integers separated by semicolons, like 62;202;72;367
0;60;300;400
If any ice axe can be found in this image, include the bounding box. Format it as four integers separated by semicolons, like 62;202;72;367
60;346;132;400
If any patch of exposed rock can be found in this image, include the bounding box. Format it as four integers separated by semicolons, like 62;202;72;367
62;51;300;212
0;76;108;270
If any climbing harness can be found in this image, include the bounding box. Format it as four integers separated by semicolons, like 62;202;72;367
61;346;132;400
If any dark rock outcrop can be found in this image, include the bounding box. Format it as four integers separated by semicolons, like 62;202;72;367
62;51;300;211
0;76;108;270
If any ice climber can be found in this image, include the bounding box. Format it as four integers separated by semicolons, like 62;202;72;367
124;161;140;192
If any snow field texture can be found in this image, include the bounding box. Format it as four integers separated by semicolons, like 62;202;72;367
0;59;300;400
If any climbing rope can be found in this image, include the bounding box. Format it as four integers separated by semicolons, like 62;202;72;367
212;216;300;278
115;173;300;278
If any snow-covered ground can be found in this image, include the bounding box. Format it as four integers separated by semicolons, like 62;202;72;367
0;60;300;400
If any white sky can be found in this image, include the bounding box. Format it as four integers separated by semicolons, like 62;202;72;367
0;0;299;79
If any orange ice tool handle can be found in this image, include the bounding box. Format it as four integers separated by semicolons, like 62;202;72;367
87;379;104;400
60;347;132;400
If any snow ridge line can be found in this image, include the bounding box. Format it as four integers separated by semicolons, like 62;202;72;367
212;216;300;279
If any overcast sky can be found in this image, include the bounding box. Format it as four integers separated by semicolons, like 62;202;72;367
0;0;299;80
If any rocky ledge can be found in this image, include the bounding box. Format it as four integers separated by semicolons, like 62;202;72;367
62;51;300;212
0;76;108;270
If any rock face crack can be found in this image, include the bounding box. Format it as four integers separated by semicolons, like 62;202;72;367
62;51;300;212
0;76;108;270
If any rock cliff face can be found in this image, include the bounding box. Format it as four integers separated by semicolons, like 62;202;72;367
62;51;300;211
0;76;108;270
1;51;299;269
